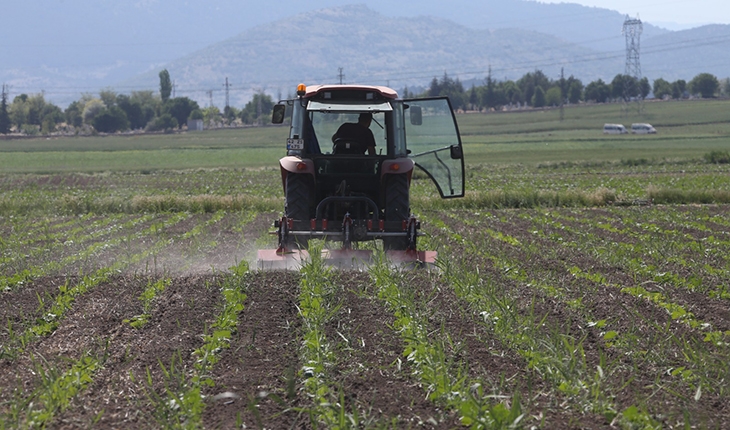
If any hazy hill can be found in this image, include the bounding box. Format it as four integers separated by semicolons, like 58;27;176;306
124;5;729;108
642;24;730;81
125;5;616;107
0;1;665;89
1;1;727;107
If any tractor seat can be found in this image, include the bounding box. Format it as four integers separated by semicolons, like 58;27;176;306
332;138;365;155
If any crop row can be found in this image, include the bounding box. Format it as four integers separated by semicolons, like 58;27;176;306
420;206;729;427
2;203;730;427
0;210;270;428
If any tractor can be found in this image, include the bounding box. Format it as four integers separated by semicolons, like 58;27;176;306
257;83;464;269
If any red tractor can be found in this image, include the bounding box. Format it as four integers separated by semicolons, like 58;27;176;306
258;83;464;269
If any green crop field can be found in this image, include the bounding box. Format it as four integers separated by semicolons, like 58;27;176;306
2;98;729;173
1;99;730;428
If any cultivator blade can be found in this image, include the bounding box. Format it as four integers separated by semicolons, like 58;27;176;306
256;248;437;271
256;249;311;270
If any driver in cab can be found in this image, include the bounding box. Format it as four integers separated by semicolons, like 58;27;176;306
331;113;376;155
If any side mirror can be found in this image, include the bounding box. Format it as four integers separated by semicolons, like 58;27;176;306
409;105;422;125
272;104;287;124
450;144;463;160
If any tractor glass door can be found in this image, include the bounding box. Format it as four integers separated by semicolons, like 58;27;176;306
403;97;465;198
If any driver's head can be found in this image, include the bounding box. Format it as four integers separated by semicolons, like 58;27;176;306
358;112;372;126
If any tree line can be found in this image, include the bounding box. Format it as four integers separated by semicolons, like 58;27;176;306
0;69;727;136
0;69;275;135
408;70;728;112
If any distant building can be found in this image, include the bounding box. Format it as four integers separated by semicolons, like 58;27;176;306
187;119;204;131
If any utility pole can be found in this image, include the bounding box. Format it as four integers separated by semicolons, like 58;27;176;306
338;67;345;85
172;80;176;98
622;15;643;115
206;90;214;108
559;67;565;121
223;77;231;109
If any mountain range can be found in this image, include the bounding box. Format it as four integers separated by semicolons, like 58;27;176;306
2;1;728;107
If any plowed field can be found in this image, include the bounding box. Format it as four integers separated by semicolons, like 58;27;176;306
2;170;730;429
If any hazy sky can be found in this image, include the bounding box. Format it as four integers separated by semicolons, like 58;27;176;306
536;0;729;27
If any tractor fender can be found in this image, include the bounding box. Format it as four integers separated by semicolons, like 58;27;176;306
279;156;315;192
380;158;414;180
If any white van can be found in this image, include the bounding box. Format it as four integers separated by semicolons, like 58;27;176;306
631;123;657;134
603;123;628;134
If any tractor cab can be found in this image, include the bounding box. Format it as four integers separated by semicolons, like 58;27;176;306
261;84;464;269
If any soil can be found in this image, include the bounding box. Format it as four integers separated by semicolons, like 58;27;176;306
2;207;730;428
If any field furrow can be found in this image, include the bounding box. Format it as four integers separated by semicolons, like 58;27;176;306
421;209;730;427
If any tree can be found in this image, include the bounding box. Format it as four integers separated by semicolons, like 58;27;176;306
689;73;720;98
65;101;84;128
501;80;522;105
223;105;239;124
82;99;106;125
610;74;639;101
532;86;546;108
189;109;204;120
482;67;498;109
9;94;29;128
99;89;117;108
146;113;178;132
202;106;221;127
40;103;64;134
9;94;51;130
517;70;550;107
240;92;274;125
159;69;172;103
584;79;610;103
468;85;478;111
428;77;440;97
545;87;562;107
568;80;583;104
130;90;159;127
721;78;730;97
639;77;651;99
0;87;10;134
93;107;130;133
116;94;146;130
164;97;200;128
26;94;47;126
672;80;687;99
653;78;673;99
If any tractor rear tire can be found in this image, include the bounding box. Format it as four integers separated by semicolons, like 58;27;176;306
383;174;410;251
285;173;313;249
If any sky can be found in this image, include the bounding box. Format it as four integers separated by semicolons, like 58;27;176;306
536;0;730;29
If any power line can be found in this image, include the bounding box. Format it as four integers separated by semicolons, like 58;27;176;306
6;30;730;100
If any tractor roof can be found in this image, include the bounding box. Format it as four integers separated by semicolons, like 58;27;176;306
303;84;399;100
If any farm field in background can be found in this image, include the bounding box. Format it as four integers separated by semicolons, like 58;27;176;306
1;100;730;428
1;98;729;172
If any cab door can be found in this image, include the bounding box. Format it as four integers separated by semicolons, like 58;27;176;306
403;97;465;198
